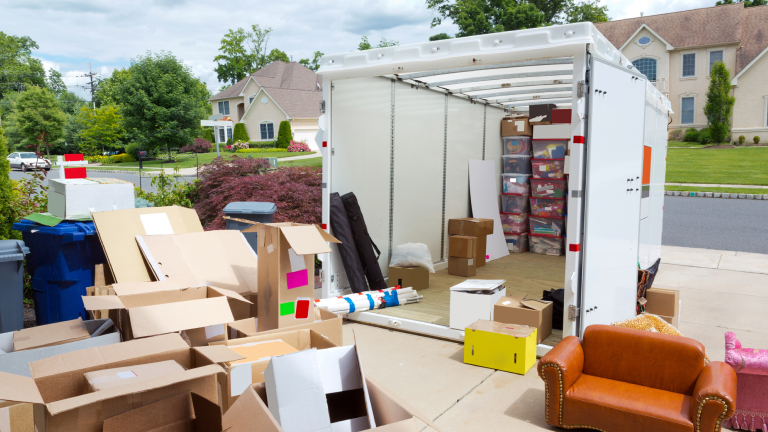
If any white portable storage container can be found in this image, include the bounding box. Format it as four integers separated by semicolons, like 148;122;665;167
315;23;671;355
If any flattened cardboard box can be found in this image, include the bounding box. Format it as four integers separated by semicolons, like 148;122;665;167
493;295;553;344
92;206;204;284
387;267;429;290
227;307;344;347
83;360;185;393
102;391;222;432
244;223;340;331
13;317;90;352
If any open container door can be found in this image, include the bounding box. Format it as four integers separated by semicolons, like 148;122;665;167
578;57;646;333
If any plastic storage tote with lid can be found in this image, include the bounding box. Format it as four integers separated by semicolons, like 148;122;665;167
502;136;532;155
0;240;30;332
530;233;564;256
532;140;568;159
500;213;528;234
531;159;565;179
505;233;528;253
12;219;106;325
502;155;532;175
501;174;530;194
223;202;277;253
530;197;566;217
530;178;567;198
501;194;530;214
529;215;565;237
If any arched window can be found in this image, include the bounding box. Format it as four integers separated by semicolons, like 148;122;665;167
260;122;275;140
632;58;657;82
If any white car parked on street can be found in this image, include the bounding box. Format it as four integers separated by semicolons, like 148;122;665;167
7;152;51;171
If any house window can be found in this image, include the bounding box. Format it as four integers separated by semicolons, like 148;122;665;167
260;122;275;140
682;53;696;77
632;58;657;82
218;101;230;115
638;36;651;46
218;127;225;143
681;97;695;124
709;50;724;73
249;96;255;104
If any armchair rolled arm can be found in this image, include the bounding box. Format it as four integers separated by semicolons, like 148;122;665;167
538;336;584;427
691;361;737;432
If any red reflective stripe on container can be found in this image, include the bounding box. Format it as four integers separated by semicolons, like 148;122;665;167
569;244;580;252
572;135;584;144
323;141;328;147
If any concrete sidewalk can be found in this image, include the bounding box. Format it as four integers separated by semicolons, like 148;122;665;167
342;245;768;431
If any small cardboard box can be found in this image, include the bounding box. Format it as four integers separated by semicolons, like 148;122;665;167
48;178;134;220
532;124;571;140
645;288;680;327
494;295;553;344
529;104;556;125
198;328;337;412
83;360;185;393
449;235;476;259
448;257;476;277
501;116;532;137
551;108;571;124
244;223;340;332
464;320;537;375
92;206;204;284
102;391;222;432
388;266;429;290
449;280;506;330
13;317;90;352
448;218;493;268
227;308;344;347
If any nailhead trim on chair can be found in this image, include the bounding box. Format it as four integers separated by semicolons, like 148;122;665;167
695;396;729;432
539;363;564;425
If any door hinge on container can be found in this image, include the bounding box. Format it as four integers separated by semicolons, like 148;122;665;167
331;148;335;156
320;100;326;113
568;305;580;320
577;80;587;98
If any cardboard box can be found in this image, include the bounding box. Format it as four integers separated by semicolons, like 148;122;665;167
464;320;537;375
82;282;251;344
0;333;224;432
0;399;34;432
448;235;476;259
387;266;429;290
227;307;344;347
449;280;506;330
244;223;340;332
448;257;476;277
494;295;553;344
136;230;259;299
645;288;680;327
501;116;532;137
12;317;90;352
198;328;337;412
447;218;493;268
92;207;204;284
103;391;222;432
551;108;571;124
264;341;375;432
48;178;134;220
84;360;185;393
223;378;443;432
529;104;556;125
532;124;571;140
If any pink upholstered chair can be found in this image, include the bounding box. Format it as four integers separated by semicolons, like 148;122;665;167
724;331;768;430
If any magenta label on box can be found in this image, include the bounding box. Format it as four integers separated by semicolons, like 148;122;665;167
286;269;309;289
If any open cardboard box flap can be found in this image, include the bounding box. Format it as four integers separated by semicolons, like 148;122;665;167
245;222;340;255
103;391;222;432
13;317;90;352
0;371;44;404
506;294;551;311
194;345;247;364
83;284;251;311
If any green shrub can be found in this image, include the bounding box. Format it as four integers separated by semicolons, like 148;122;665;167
125;142;141;159
683;128;699;142
738;135;746;145
203;128;215;143
226;138;233;145
235;148;291;153
112;153;136;163
754;136;760;144
697;127;712;144
668;129;684;141
233;123;249;142
276;121;292;149
250;140;278;148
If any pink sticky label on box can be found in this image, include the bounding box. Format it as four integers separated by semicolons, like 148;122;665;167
286;269;309;289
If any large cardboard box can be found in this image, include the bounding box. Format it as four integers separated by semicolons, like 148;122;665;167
83;360;185;393
48;178;134;220
0;399;35;432
0;334;223;432
92;207;204;283
244;223;340;332
102;391;222;432
447;218;493;268
198;328;337;412
463;320;537;375
227;307;344;347
82;282;251;345
493;295;553;344
449;280;506;330
13;317;90;352
645;288;680;327
387;266;429;290
448;236;476;259
447;257;476;277
501;116;532;137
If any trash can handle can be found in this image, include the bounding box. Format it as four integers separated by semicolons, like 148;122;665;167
62;232;85;243
74;222;95;235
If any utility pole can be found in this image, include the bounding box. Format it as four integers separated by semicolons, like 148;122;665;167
88;63;96;109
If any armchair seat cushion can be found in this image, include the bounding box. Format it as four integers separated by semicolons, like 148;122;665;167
564;374;694;432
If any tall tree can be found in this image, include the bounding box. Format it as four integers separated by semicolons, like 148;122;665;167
704;61;736;144
358;36;399;51
58;90;87;115
429;33;453;41
299;51;324;71
46;68;67;97
95;68;131;107
265;48;290;64
113;51;210;158
0;32;46;100
715;0;767;6
565;0;610;23
213;28;255;85
13;86;65;156
75;105;125;155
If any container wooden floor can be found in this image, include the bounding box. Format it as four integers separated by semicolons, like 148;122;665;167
367;252;565;346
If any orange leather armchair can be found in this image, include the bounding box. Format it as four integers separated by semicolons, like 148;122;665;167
538;325;737;432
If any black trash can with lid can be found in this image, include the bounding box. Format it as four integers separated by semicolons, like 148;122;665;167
223;202;277;253
0;240;30;333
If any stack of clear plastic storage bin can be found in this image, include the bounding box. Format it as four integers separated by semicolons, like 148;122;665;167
530;137;566;255
501;136;531;253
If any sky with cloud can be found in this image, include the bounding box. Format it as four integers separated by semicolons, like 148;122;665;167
1;0;714;100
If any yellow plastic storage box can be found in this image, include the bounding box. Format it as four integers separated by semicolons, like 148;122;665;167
463;320;537;375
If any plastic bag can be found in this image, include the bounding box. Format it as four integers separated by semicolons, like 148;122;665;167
389;243;435;273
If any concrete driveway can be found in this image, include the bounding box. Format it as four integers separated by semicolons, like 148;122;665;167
342;245;768;431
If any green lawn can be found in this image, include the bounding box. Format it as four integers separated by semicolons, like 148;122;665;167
667;140;707;148
666;147;768;186
279;157;322;168
666;186;768;195
101;151;315;169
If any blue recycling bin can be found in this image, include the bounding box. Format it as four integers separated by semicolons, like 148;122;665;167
12;219;106;325
223;202;277;253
